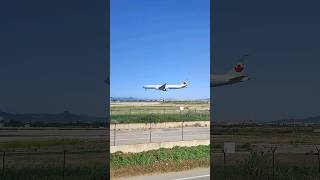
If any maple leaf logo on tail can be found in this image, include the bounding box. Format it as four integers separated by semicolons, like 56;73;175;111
234;64;244;72
226;54;248;75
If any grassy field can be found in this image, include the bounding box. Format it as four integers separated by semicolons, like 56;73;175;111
110;145;210;179
111;101;209;123
212;152;320;180
212;124;320;152
0;138;108;180
3;152;107;180
212;124;320;179
111;113;209;123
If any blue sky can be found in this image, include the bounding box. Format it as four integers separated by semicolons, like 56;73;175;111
111;0;210;99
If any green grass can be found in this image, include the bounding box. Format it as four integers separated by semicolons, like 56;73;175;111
111;113;209;123
110;101;209;123
111;145;209;169
110;145;210;178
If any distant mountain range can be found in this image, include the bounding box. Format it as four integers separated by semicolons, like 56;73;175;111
110;97;154;101
268;115;320;124
0;111;105;123
110;97;210;102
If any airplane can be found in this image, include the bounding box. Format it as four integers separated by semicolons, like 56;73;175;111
143;81;187;91
211;55;249;87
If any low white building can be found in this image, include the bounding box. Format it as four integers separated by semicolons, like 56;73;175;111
0;117;4;128
25;123;31;128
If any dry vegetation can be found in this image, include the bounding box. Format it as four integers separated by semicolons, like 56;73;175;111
212;124;320;179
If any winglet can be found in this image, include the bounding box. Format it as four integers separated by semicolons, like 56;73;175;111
182;81;187;87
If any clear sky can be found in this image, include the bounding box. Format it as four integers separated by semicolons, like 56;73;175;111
111;0;210;100
0;0;107;117
213;0;320;122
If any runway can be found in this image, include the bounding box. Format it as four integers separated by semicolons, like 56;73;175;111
110;127;209;145
117;168;210;180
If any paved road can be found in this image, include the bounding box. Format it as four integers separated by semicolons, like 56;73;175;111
0;127;209;145
117;168;210;180
0;128;108;141
110;127;209;145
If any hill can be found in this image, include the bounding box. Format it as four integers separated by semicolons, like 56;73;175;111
268;115;320;124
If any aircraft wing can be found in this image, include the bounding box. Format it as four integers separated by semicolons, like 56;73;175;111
158;83;166;90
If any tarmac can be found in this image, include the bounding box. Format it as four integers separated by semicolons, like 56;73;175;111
0;128;108;141
117;168;210;180
0;127;209;145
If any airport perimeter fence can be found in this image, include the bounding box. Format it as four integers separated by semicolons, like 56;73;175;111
0;149;108;179
110;106;210;146
110;121;210;146
212;147;320;180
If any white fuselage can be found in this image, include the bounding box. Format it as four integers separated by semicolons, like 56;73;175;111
143;83;187;91
211;74;249;87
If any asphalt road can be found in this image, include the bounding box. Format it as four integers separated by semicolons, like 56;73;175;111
0;128;108;141
0;127;209;145
110;127;209;145
117;168;210;180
